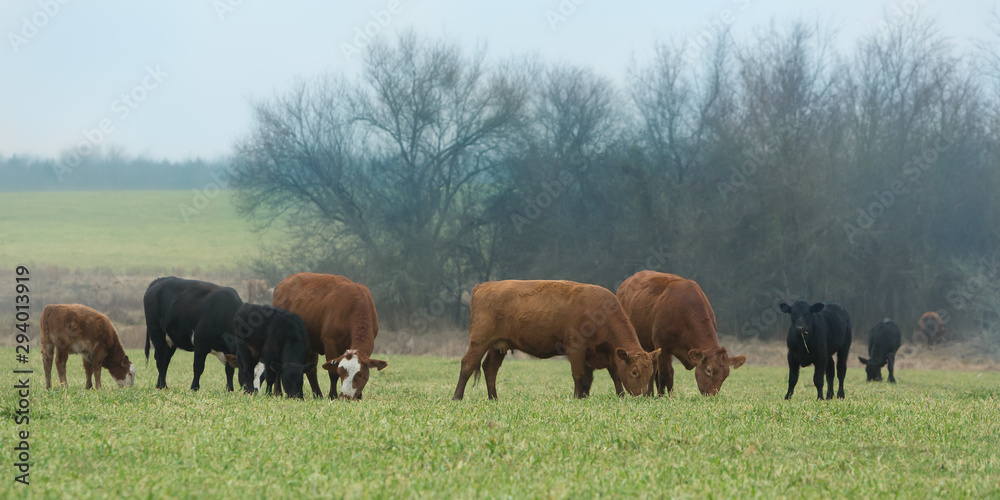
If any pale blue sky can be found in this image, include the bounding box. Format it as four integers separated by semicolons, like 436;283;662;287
1;0;994;161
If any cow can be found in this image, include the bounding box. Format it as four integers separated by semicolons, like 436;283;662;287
453;280;661;400
616;271;746;396
859;318;901;383
918;311;946;345
272;272;387;400
143;277;244;391
229;303;315;398
780;301;852;400
41;304;135;389
247;279;271;304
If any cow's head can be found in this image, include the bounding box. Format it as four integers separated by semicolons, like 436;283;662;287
615;348;661;396
780;301;824;341
113;357;136;388
322;349;388;400
858;356;886;382
688;347;746;396
270;361;317;398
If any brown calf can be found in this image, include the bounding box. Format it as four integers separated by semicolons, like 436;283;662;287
617;271;746;396
453;280;661;400
272;273;387;400
918;311;946;345
41;304;135;389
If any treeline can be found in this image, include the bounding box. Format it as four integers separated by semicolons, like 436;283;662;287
229;18;1000;345
1;149;227;191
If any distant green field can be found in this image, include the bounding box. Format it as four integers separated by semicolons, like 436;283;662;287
3;349;998;498
0;190;272;272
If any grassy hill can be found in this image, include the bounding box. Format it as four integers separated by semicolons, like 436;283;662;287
0;190;273;273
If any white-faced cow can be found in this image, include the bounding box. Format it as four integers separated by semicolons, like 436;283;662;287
272;272;387;400
143;277;244;391
41;304;135;389
859;318;901;383
780;301;852;400
230;303;315;398
453;280;661;400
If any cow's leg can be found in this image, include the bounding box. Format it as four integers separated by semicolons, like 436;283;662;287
239;352;257;394
453;342;490;401
224;363;235;392
482;349;506;400
569;350;589;399
579;363;597;397
305;352;322;398
154;344;176;389
42;340;54;389
191;347;210;391
93;365;103;390
659;353;675;396
825;357;835;399
785;353;799;400
56;348;70;387
836;350;848;398
607;364;625;397
326;359;340;400
83;358;94;389
887;352;897;384
813;357;827;400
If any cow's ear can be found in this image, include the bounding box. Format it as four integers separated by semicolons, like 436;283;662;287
365;358;388;371
810;303;825;313
879;358;889;367
688;349;705;364
321;360;338;371
648;348;661;358
121;358;131;368
729;355;747;369
779;303;791;313
303;363;317;373
225;354;239;368
858;356;869;365
269;362;281;373
615;348;630;361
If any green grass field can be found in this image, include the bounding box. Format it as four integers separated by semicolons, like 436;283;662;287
2;348;997;498
0;190;269;272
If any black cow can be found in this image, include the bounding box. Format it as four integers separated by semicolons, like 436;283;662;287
230;304;315;398
143;277;244;391
780;301;852;400
859;318;901;383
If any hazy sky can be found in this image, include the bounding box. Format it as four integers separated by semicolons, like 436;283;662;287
1;0;995;161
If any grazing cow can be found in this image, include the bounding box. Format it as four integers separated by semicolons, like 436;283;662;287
272;272;387;400
918;311;946;345
229;303;315;398
616;271;746;396
780;301;852;400
41;304;135;389
247;279;270;304
143;277;244;391
859;318;902;383
453;280;661;400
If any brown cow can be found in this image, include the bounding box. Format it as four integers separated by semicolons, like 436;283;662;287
247;279;270;304
453;280;661;400
918;311;946;345
41;304;135;389
616;271;746;396
272;272;387;400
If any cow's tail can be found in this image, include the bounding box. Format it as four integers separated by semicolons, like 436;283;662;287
144;326;151;367
472;365;481;388
40;305;54;357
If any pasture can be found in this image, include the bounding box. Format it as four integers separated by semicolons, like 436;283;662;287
4;348;998;498
0;190;268;272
